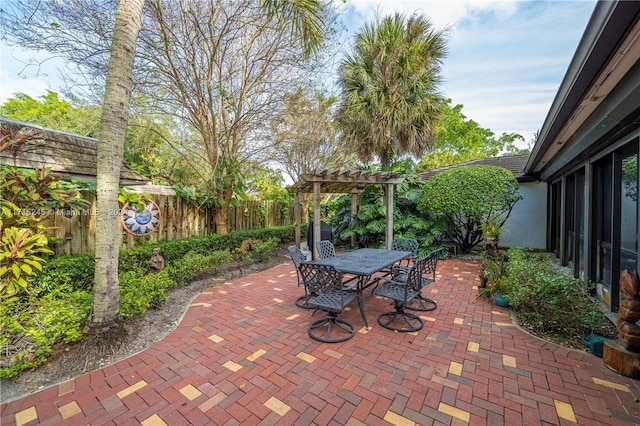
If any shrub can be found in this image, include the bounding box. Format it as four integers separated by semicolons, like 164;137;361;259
250;238;279;262
328;164;444;253
165;250;232;286
504;247;612;339
118;270;173;320
0;290;91;378
38;253;96;292
418;165;522;252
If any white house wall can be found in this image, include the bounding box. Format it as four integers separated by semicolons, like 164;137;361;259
500;181;548;249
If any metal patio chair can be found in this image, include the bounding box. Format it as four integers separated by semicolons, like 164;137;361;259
299;262;357;343
393;247;444;312
316;240;336;260
372;258;425;332
288;245;316;309
391;237;419;269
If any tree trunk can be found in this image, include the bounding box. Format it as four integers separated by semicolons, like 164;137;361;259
213;185;233;234
92;0;144;326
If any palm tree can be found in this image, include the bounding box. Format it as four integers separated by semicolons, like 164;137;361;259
92;0;144;326
337;13;449;168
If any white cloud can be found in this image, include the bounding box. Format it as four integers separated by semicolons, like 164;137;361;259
341;0;518;30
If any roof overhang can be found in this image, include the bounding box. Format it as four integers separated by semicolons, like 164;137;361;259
525;1;640;180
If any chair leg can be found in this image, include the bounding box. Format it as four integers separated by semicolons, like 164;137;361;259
407;295;437;312
377;302;424;332
308;312;355;343
296;293;317;309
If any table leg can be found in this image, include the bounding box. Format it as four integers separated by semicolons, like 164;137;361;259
357;276;370;330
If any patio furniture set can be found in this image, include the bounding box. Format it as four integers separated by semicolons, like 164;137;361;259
288;239;443;343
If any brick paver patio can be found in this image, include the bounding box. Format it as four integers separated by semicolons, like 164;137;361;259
2;258;640;425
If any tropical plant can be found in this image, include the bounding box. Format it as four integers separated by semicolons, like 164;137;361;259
477;255;510;300
504;247;611;339
337;12;448;168
0;125;89;299
418;165;522;253
480;213;504;239
327;161;444;255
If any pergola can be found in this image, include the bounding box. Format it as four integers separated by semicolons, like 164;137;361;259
289;168;405;259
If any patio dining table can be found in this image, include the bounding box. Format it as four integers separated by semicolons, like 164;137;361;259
312;248;412;329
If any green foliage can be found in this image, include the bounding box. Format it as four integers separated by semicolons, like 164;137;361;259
249;238;279;262
118;270;173;320
328;163;444;254
1;225;288;377
337;13;448;167
418;165;522;252
0;124;89;299
245;165;294;203
502;247;612;338
0;91;101;137
417;100;526;170
165;250;232;286
0;290;91;378
0;227;53;298
38;253;96;292
477;255;511;299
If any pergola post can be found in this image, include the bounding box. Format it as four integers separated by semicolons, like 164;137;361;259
351;192;357;248
313;181;321;260
385;183;394;249
294;191;301;248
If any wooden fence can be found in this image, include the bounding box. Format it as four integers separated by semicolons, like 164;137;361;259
45;191;296;255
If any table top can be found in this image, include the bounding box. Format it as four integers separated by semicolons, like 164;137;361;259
312;248;412;276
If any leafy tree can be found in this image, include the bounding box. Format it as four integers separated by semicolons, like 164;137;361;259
0;91;101;137
3;0;334;235
337;13;448;168
0;92;185;185
4;0;332;327
418;165;522;253
270;88;353;219
271;88;354;183
244;164;293;203
417;100;526;170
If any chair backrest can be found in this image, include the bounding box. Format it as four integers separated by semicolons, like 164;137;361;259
288;245;305;287
298;262;345;298
391;238;419;256
415;247;444;281
288;245;304;270
316;240;336;260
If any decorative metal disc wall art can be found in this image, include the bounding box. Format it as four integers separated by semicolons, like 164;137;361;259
121;198;161;236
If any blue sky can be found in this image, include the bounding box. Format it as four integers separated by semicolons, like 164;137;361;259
0;0;596;149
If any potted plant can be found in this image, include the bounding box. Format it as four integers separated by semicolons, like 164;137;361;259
477;255;510;306
481;213;504;258
481;213;503;241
